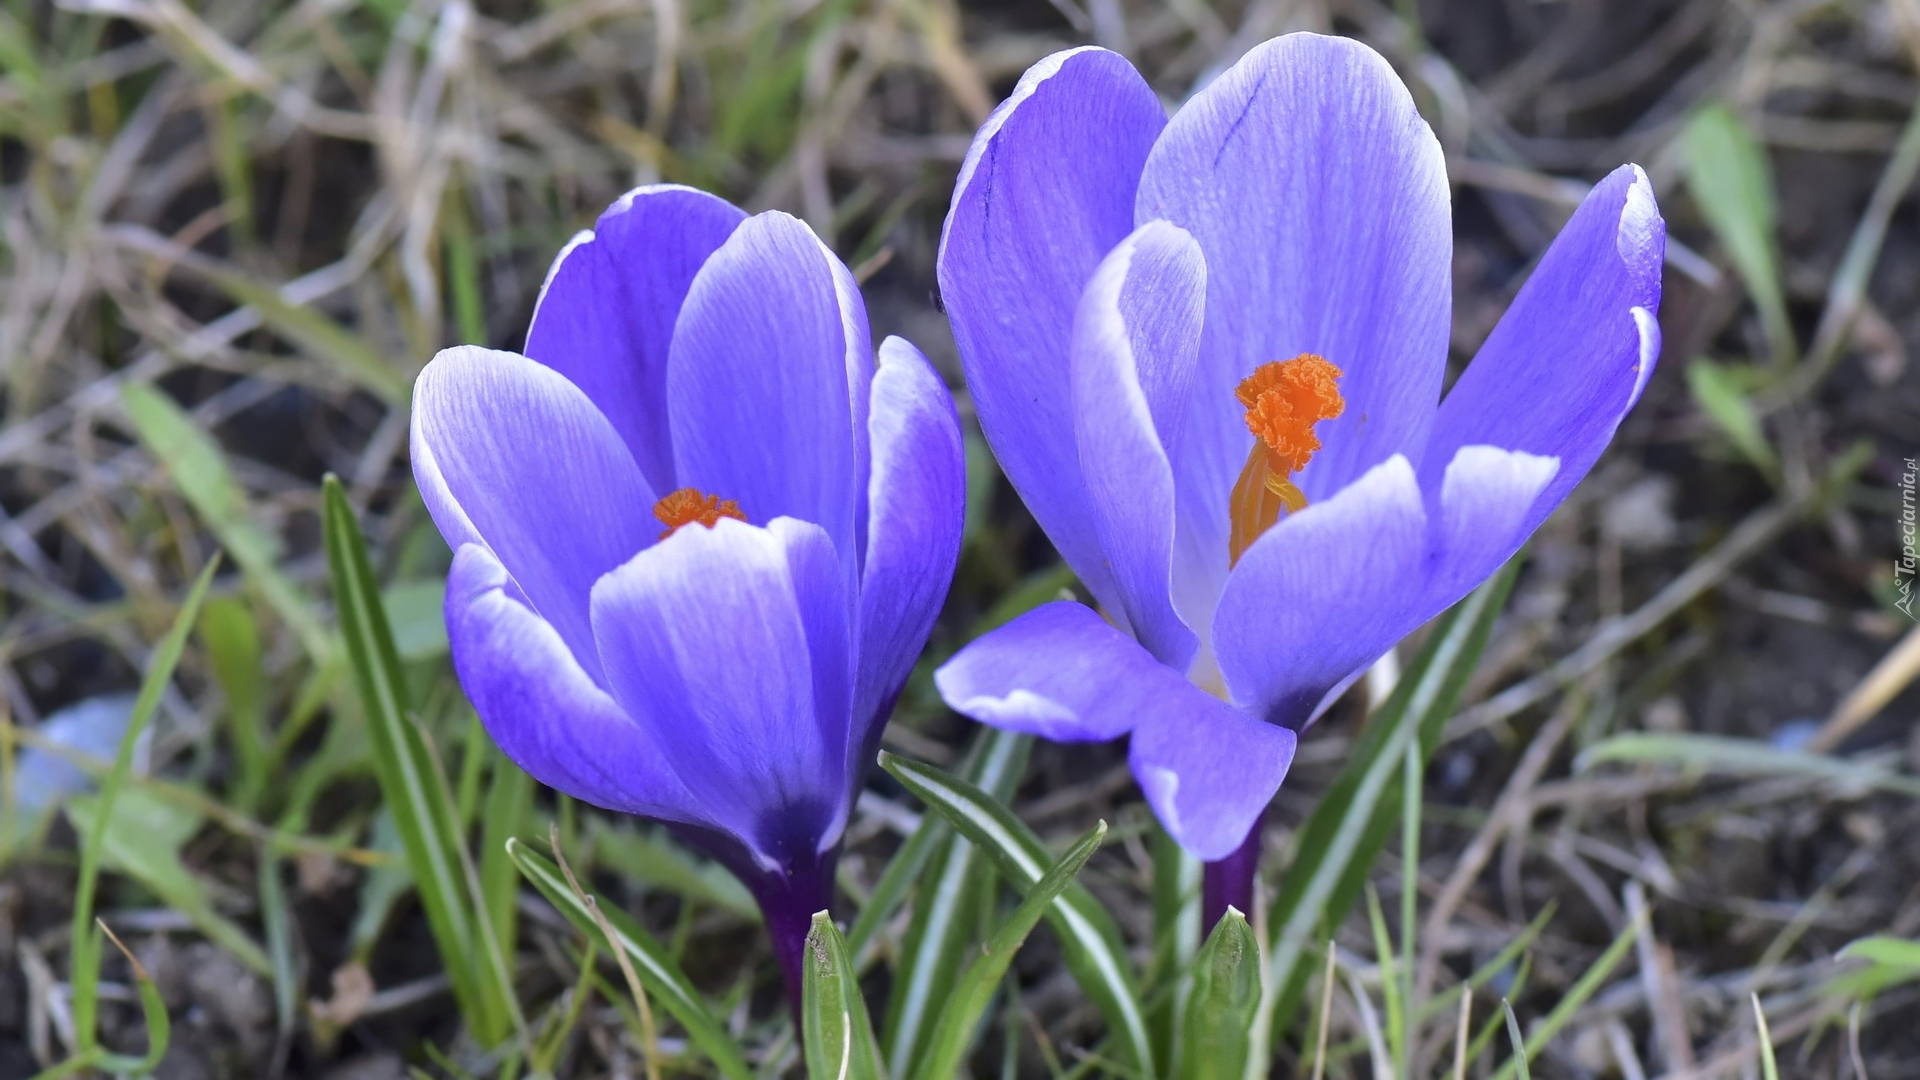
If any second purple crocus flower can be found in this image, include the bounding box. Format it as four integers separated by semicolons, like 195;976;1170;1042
412;186;965;1005
932;33;1664;922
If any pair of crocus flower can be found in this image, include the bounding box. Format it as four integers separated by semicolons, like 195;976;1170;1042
412;32;1664;1006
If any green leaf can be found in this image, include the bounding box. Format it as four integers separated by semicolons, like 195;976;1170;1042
1686;359;1777;472
1576;732;1920;798
1177;909;1260;1080
199;596;269;812
505;838;753;1080
913;822;1107;1080
1839;936;1920;968
879;728;1030;1075
68;557;218;1057
1753;994;1779;1080
65;788;270;975
1685;104;1795;364
122;383;329;658
587;817;759;921
382;579;450;661
323;476;518;1047
803;913;885;1080
880;752;1156;1079
92;922;172;1077
1489;910;1644;1080
186;260;411;404
1500;1000;1531;1080
1265;563;1519;1035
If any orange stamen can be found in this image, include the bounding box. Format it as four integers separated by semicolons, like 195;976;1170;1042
1228;354;1344;565
653;487;745;540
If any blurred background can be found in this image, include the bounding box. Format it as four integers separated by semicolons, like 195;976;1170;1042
3;0;1920;1076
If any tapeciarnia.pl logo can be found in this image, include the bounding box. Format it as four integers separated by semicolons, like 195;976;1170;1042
1899;457;1917;620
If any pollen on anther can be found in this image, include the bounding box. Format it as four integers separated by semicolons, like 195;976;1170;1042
653;487;745;540
1236;354;1345;473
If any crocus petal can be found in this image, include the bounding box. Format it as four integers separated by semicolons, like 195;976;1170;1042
412;346;655;684
856;337;965;733
446;544;700;824
1071;220;1205;669
1428;445;1559;602
1213;455;1428;727
1130;705;1296;860
938;46;1168;605
590;517;851;868
524;185;747;494
1422;164;1665;534
668;212;869;571
938;600;1197;743
1136;33;1451;631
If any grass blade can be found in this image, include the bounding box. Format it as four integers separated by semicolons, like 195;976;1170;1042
879;728;1030;1074
94;920;171;1076
68;556;218;1057
852;727;1029;963
1500;1000;1531;1080
880;752;1156;1079
505;838;754;1080
323;476;517;1046
1577;732;1920;797
122;383;329;658
804;912;886;1080
1489;908;1645;1080
1177;909;1261;1080
1684;104;1794;365
1752;993;1779;1080
913;822;1106;1080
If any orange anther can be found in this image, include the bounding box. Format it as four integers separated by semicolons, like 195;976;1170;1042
653;487;745;540
1228;355;1344;565
1235;354;1345;474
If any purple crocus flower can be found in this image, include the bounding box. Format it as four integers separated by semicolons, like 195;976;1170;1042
932;34;1664;921
411;186;965;1004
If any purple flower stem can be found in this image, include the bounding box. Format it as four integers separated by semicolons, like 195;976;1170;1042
1200;809;1264;932
744;849;841;1029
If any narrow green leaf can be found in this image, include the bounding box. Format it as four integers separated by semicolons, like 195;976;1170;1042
1753;994;1779;1080
852;728;1028;963
505;839;753;1080
1489;911;1644;1080
382;579;451;661
1684;104;1795;364
1176;909;1260;1080
186;261;411;403
65;788;270;974
479;749;532;972
880;752;1156;1079
588;817;759;920
94;921;171;1076
1265;563;1519;1033
1500;1000;1531;1080
69;557;218;1056
122;383;329;658
1148;826;1200;1076
200;596;269;812
1577;732;1920;798
1686;360;1777;472
803;913;885;1080
1365;886;1405;1075
914;822;1107;1080
1838;936;1920;968
323;476;516;1046
879;728;1030;1075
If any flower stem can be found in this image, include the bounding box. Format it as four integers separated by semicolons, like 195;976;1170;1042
746;849;840;1026
1201;810;1265;931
